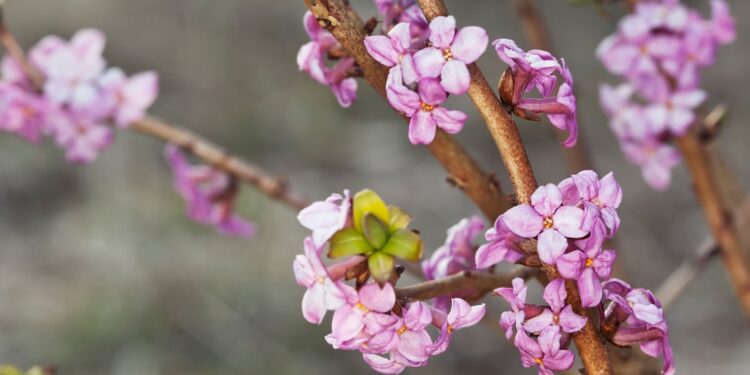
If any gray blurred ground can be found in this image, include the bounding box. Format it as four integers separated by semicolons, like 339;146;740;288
0;0;747;374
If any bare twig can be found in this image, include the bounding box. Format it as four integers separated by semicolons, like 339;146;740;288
302;0;509;220
676;130;750;318
395;267;533;301
656;238;719;309
415;1;611;373
131;117;309;210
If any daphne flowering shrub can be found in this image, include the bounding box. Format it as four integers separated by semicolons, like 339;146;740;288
0;29;158;163
597;0;735;190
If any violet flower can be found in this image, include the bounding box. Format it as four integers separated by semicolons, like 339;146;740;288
501;184;588;265
365;22;420;85
523;279;587;335
621;140;680;191
495;277;527;339
413;15;488;95
48;111;113;164
555;222;616;307
326;282;397;350
386;67;467;145
422;216;485;311
428;298;485;355
475;216;525;269
98;67;159;128
515;330;574;375
558;170;622;236
164;144;255;237
373;0;429;38
644;88;706;136
293;237;352;324
493;39;578;147
603;279;675;375
0;84;49;142
297;190;351;247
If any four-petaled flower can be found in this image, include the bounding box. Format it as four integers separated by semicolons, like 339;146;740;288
293;237;350;324
495;277;527;339
556;222;616;307
523;279;588;335
413;15;488;95
515;330;575;375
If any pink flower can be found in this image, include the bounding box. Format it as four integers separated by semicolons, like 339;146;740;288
515;330;575;375
48;111;113;164
523;279;587;335
603;279;675;375
501;184;588;265
495;277;527;339
644;88;706;136
386;67;466;144
98;67;159;128
475;216;525;269
429;298;485;355
621;140;680;191
164;144;255;237
326;282;397;350
293;237;351;324
710;0;735;44
413;16;487;95
34;29;107;109
555;222;616;307
0;83;50;142
362;301;434;373
297;11;358;107
365;22;420;84
493;39;578;147
297;190;351;247
558;170;623;236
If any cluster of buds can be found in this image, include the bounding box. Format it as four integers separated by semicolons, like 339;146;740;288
293;189;485;373
0;29;158;163
597;0;735;190
476;170;673;374
495;39;578;147
164;144;254;237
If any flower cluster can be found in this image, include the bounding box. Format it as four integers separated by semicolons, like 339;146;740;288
297;11;358;108
496;278;584;374
597;0;735;190
366;15;488;144
164;144;255;237
480;170;620;308
0;29;158;163
603;279;675;375
494;39;578;147
421;216;485;311
294;189;485;373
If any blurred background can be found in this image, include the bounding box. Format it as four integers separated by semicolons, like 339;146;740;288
0;0;747;374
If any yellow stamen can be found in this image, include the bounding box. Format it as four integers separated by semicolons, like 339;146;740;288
447;324;454;335
534;358;543;365
396;325;408;335
421;102;435;112
441;48;453;61
355;303;369;313
543;217;554;229
552;314;560;325
585;258;594;268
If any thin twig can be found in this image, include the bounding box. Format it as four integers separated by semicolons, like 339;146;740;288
395;267;533;301
656;238;719;309
415;1;611;373
131;117;309;210
676;130;750;318
302;0;509;220
0;10;310;212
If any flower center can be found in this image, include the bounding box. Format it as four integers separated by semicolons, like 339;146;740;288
585;258;594;268
447;324;454;335
421;102;435;112
552;314;560;325
396;325;408;335
592;197;603;208
315;275;326;284
441;48;453;61
543;217;554;229
355;303;369;313
534;357;543;365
